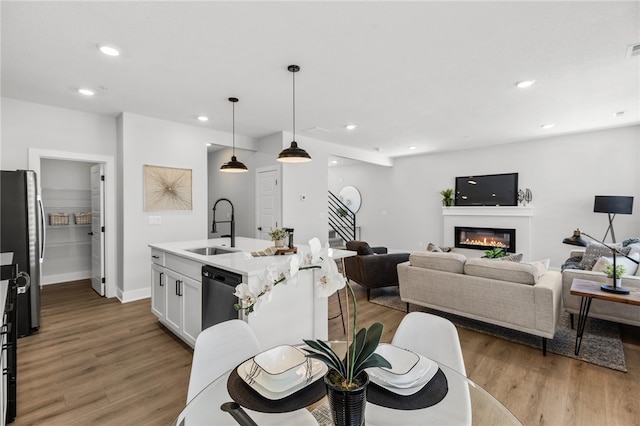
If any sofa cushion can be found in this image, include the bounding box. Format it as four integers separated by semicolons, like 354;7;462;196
346;241;374;255
409;251;466;274
464;258;539;285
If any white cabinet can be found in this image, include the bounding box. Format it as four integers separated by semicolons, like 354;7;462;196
150;250;202;347
150;264;166;321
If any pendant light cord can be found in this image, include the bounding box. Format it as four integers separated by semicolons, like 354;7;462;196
292;69;296;141
232;101;236;156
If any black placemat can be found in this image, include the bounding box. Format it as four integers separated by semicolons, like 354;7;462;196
367;368;448;410
228;366;326;413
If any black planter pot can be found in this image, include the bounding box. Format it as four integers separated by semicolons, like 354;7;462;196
324;369;369;426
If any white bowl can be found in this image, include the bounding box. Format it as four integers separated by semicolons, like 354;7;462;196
253;345;307;381
374;344;420;376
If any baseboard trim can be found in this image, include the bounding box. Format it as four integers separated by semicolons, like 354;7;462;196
118;287;151;303
41;271;91;285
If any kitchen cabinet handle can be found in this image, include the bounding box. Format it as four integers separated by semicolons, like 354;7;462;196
152;255;160;259
159;272;164;287
175;280;183;296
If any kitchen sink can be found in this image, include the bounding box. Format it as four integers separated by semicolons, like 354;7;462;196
185;247;235;256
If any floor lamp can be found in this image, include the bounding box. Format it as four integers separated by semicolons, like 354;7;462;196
593;195;634;243
563;229;638;294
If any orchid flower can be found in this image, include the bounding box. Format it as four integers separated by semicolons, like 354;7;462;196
316;257;346;297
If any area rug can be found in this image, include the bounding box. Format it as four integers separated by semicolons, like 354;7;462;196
370;288;627;372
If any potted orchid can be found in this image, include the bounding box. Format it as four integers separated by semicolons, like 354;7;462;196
233;238;390;426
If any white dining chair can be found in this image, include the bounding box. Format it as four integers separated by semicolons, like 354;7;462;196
187;319;261;403
391;311;466;376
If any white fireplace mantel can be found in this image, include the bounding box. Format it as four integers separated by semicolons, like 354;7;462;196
442;206;534;217
442;206;534;260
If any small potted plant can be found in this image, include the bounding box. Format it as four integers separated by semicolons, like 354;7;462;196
268;228;288;248
484;247;507;258
604;263;626;286
440;188;453;206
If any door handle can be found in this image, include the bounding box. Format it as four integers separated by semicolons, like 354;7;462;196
257;227;262;231
88;232;94;236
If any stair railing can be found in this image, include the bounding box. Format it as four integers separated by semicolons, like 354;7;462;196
328;191;357;244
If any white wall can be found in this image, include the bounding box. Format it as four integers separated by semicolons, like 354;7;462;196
329;125;640;268
1;98;117;169
117;112;212;301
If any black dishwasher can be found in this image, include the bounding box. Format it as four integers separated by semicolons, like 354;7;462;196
202;265;243;330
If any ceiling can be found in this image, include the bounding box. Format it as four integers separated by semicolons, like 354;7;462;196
2;1;639;159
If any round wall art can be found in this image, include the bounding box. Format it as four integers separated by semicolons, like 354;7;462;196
338;185;362;213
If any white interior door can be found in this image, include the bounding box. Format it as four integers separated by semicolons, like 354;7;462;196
90;164;105;296
255;166;281;240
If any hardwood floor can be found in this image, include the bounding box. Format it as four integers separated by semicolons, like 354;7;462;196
13;280;640;425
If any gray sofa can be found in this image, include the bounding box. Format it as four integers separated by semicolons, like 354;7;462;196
562;248;640;327
397;251;562;354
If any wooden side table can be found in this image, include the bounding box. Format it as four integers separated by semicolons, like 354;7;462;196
569;278;640;355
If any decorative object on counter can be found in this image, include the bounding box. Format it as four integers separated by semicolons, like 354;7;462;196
338;186;362;213
439;188;453;207
517;189;525;204
268;228;289;248
74;212;92;225
220;97;248;173
143;165;192;211
212;198;236;247
278;65;312;163
48;212;69;226
562;229;639;294
593;195;634;243
524;188;532;205
285;228;295;248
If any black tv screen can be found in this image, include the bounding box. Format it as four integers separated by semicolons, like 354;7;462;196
455;173;518;206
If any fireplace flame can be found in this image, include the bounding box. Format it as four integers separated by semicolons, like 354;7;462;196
462;238;508;248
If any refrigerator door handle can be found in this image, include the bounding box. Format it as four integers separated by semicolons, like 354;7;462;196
38;196;46;262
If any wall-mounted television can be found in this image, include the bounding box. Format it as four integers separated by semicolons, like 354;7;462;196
454;173;518;206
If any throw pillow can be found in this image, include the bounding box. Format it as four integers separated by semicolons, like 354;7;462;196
578;243;630;270
426;243;442;252
523;259;550;277
496;253;523;262
592;252;640;276
622;238;640;247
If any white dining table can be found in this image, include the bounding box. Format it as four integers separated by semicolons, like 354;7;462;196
173;343;521;426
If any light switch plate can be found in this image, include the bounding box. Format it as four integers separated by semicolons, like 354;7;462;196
149;215;162;225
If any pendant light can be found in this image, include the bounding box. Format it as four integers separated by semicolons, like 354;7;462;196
278;65;312;163
220;97;248;173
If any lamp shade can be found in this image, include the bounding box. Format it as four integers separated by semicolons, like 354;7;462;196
593;196;633;214
277;141;311;163
220;156;248;172
562;229;588;247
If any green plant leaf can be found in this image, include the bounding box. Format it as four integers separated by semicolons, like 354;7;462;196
305;352;343;374
357;353;391;370
303;339;345;376
352;323;384;374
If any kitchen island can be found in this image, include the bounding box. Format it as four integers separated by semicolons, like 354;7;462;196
149;237;353;349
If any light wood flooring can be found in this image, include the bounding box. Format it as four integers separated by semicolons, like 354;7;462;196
13;280;640;425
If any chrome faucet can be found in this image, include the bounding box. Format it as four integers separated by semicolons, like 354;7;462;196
212;198;235;247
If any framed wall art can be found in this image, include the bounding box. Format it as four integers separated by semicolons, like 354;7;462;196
144;165;192;211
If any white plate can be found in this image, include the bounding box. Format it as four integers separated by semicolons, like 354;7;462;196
374;344;420;376
253;345;307;379
368;355;438;395
238;357;328;397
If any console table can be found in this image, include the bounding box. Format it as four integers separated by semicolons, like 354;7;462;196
570;278;640;355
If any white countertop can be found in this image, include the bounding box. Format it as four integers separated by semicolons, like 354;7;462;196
149;237;354;276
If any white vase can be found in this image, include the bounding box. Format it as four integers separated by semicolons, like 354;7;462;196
274;239;286;248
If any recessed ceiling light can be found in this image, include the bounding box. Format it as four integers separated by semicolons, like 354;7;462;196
206;143;213;147
541;123;556;129
197;116;209;122
516;80;536;88
78;88;95;96
98;44;120;57
408;146;417;150
345;124;357;130
331;160;338;164
613;111;626;117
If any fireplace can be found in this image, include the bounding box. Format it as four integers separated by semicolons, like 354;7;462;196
454;226;516;252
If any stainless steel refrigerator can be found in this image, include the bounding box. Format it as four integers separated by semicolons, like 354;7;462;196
1;170;43;337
